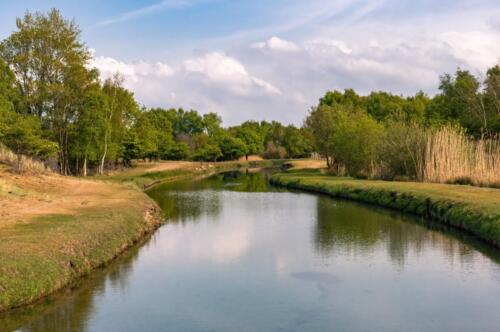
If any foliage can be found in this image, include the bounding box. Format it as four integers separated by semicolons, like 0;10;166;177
0;8;498;181
262;141;287;159
0;108;57;171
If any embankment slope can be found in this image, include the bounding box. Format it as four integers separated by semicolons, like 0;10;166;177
0;165;161;311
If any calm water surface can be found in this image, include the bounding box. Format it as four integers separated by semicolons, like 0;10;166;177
2;170;500;331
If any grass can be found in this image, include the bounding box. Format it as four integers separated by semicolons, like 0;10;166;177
0;168;162;312
422;126;500;187
271;170;500;247
0;144;49;174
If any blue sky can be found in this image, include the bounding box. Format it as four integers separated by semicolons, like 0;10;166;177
1;0;499;125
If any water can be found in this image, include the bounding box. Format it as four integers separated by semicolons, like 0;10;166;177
2;170;500;331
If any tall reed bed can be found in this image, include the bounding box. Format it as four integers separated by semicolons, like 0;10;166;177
0;144;50;174
422;126;500;187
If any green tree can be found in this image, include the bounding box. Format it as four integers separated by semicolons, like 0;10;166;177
1;9;97;174
72;84;107;176
483;65;500;134
304;105;337;167
431;68;494;135
1;109;57;171
329;109;384;176
99;75;138;173
214;131;248;161
232;121;264;160
282;125;312;158
0;59;19;113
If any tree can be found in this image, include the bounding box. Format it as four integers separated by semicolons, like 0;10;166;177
262;141;286;159
220;134;247;161
232;121;264;160
484;65;500;134
0;59;19;113
329;109;384;176
304;105;337;167
1;9;97;174
72;84;107;176
1;109;57;172
432;68;495;136
203;112;222;137
99;75;138;173
282;125;312;158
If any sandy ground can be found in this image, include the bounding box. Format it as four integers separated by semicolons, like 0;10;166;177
287;159;327;169
0;166;142;228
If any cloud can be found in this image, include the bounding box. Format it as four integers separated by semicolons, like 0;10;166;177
305;38;352;55
90;56;175;82
440;30;500;70
85;1;500;126
251;37;300;52
94;0;192;27
183;52;281;96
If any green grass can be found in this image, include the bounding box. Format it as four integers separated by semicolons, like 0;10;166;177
0;193;161;312
271;170;500;247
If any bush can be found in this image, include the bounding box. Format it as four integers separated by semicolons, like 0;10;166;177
262;141;286;159
329;109;384;177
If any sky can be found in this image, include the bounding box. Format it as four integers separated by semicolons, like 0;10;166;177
1;0;499;125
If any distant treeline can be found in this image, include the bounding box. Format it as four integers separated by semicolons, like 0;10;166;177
0;9;312;174
0;9;499;182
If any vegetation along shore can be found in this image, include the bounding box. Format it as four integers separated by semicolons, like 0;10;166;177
271;170;500;247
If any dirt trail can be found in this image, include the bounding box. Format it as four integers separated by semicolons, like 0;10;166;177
0;167;141;228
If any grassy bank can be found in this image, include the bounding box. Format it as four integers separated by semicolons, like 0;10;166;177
0;166;162;312
271;170;500;247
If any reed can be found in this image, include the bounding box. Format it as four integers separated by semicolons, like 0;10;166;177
0;144;49;174
422;126;500;187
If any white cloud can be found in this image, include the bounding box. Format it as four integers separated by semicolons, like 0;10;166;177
90;56;175;82
251;36;300;52
305;38;352;55
183;52;281;95
439;30;500;70
86;1;500;126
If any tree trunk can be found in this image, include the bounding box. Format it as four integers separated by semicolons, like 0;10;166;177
100;132;108;175
15;153;22;173
83;157;87;177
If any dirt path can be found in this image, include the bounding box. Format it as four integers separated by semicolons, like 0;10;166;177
0;166;142;229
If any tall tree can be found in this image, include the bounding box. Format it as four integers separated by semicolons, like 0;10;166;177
99;75;138;174
0;9;97;174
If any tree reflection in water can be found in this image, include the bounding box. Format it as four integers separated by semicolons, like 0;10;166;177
313;196;500;267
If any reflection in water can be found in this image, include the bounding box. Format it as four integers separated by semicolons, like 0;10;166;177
2;169;500;331
314;197;500;268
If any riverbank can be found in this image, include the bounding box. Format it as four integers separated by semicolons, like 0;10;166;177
0;165;162;312
0;158;286;312
271;170;500;247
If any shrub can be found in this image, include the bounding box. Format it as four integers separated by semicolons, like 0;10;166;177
262;141;286;159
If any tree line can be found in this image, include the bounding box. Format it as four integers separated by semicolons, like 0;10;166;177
306;69;499;184
0;9;498;182
0;9;312;174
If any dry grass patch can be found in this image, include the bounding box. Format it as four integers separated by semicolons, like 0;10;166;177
0;168;161;311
